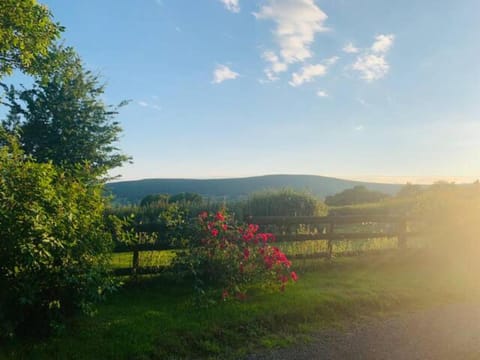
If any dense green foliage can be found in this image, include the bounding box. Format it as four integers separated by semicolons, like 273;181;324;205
1;46;129;174
244;189;326;217
0;133;116;338
169;192;203;204
0;0;63;78
139;192;203;207
325;185;390;206
139;193;170;207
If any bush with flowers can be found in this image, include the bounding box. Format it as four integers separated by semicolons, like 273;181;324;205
176;210;297;302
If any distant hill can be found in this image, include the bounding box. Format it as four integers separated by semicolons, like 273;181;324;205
106;174;403;204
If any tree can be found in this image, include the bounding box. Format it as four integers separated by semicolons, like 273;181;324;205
1;46;130;175
325;185;389;206
169;192;203;204
396;183;424;198
0;0;63;79
0;131;116;338
140;193;170;207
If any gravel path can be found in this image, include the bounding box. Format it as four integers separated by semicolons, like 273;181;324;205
246;302;480;360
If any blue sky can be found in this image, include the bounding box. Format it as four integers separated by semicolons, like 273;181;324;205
34;0;480;182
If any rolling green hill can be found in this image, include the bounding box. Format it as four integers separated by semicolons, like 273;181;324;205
106;174;403;204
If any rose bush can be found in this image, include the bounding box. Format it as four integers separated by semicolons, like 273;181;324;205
178;211;297;302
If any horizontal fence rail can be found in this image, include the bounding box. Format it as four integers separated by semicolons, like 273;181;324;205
113;215;417;276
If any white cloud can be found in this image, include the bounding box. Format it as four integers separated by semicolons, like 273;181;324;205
371;34;395;53
138;100;162;111
212;64;239;84
316;90;328;97
352;33;395;82
220;0;240;13
288;54;338;87
353;54;389;81
289;63;327;87
357;98;369;106
262;50;288;81
354;125;364;131
343;42;359;54
324;56;339;66
255;0;328;74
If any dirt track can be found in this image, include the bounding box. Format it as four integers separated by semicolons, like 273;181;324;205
246;302;480;360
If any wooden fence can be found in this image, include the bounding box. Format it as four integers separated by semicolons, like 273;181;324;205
113;214;416;276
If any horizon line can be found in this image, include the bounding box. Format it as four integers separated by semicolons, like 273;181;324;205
108;173;479;185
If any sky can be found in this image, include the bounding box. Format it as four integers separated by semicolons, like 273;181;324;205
26;0;480;182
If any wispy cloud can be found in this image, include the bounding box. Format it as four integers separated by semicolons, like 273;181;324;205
137;100;162;111
357;98;369;106
371;34;394;53
212;64;239;84
289;64;327;87
317;90;329;97
255;0;329;78
354;125;364;131
352;34;395;81
343;42;359;54
262;50;287;81
220;0;240;13
324;56;339;66
288;55;338;87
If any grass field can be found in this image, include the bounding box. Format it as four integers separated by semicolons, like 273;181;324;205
110;250;177;269
3;250;477;360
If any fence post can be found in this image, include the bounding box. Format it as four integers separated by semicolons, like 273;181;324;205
132;246;139;279
327;221;334;259
397;218;407;249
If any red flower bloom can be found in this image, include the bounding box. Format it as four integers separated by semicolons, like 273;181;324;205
211;228;219;237
243;248;250;260
248;224;259;233
215;212;225;221
291;271;298;282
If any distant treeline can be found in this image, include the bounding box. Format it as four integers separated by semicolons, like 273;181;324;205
105;174;402;204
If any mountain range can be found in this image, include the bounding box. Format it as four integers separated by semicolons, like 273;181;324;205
106;174;404;204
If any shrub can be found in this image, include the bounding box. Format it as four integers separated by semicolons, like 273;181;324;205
414;182;480;259
0;135;116;338
244;189;325;217
139;193;170;207
325;185;390;206
176;211;297;303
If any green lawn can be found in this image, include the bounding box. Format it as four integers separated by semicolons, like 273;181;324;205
2;251;477;360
